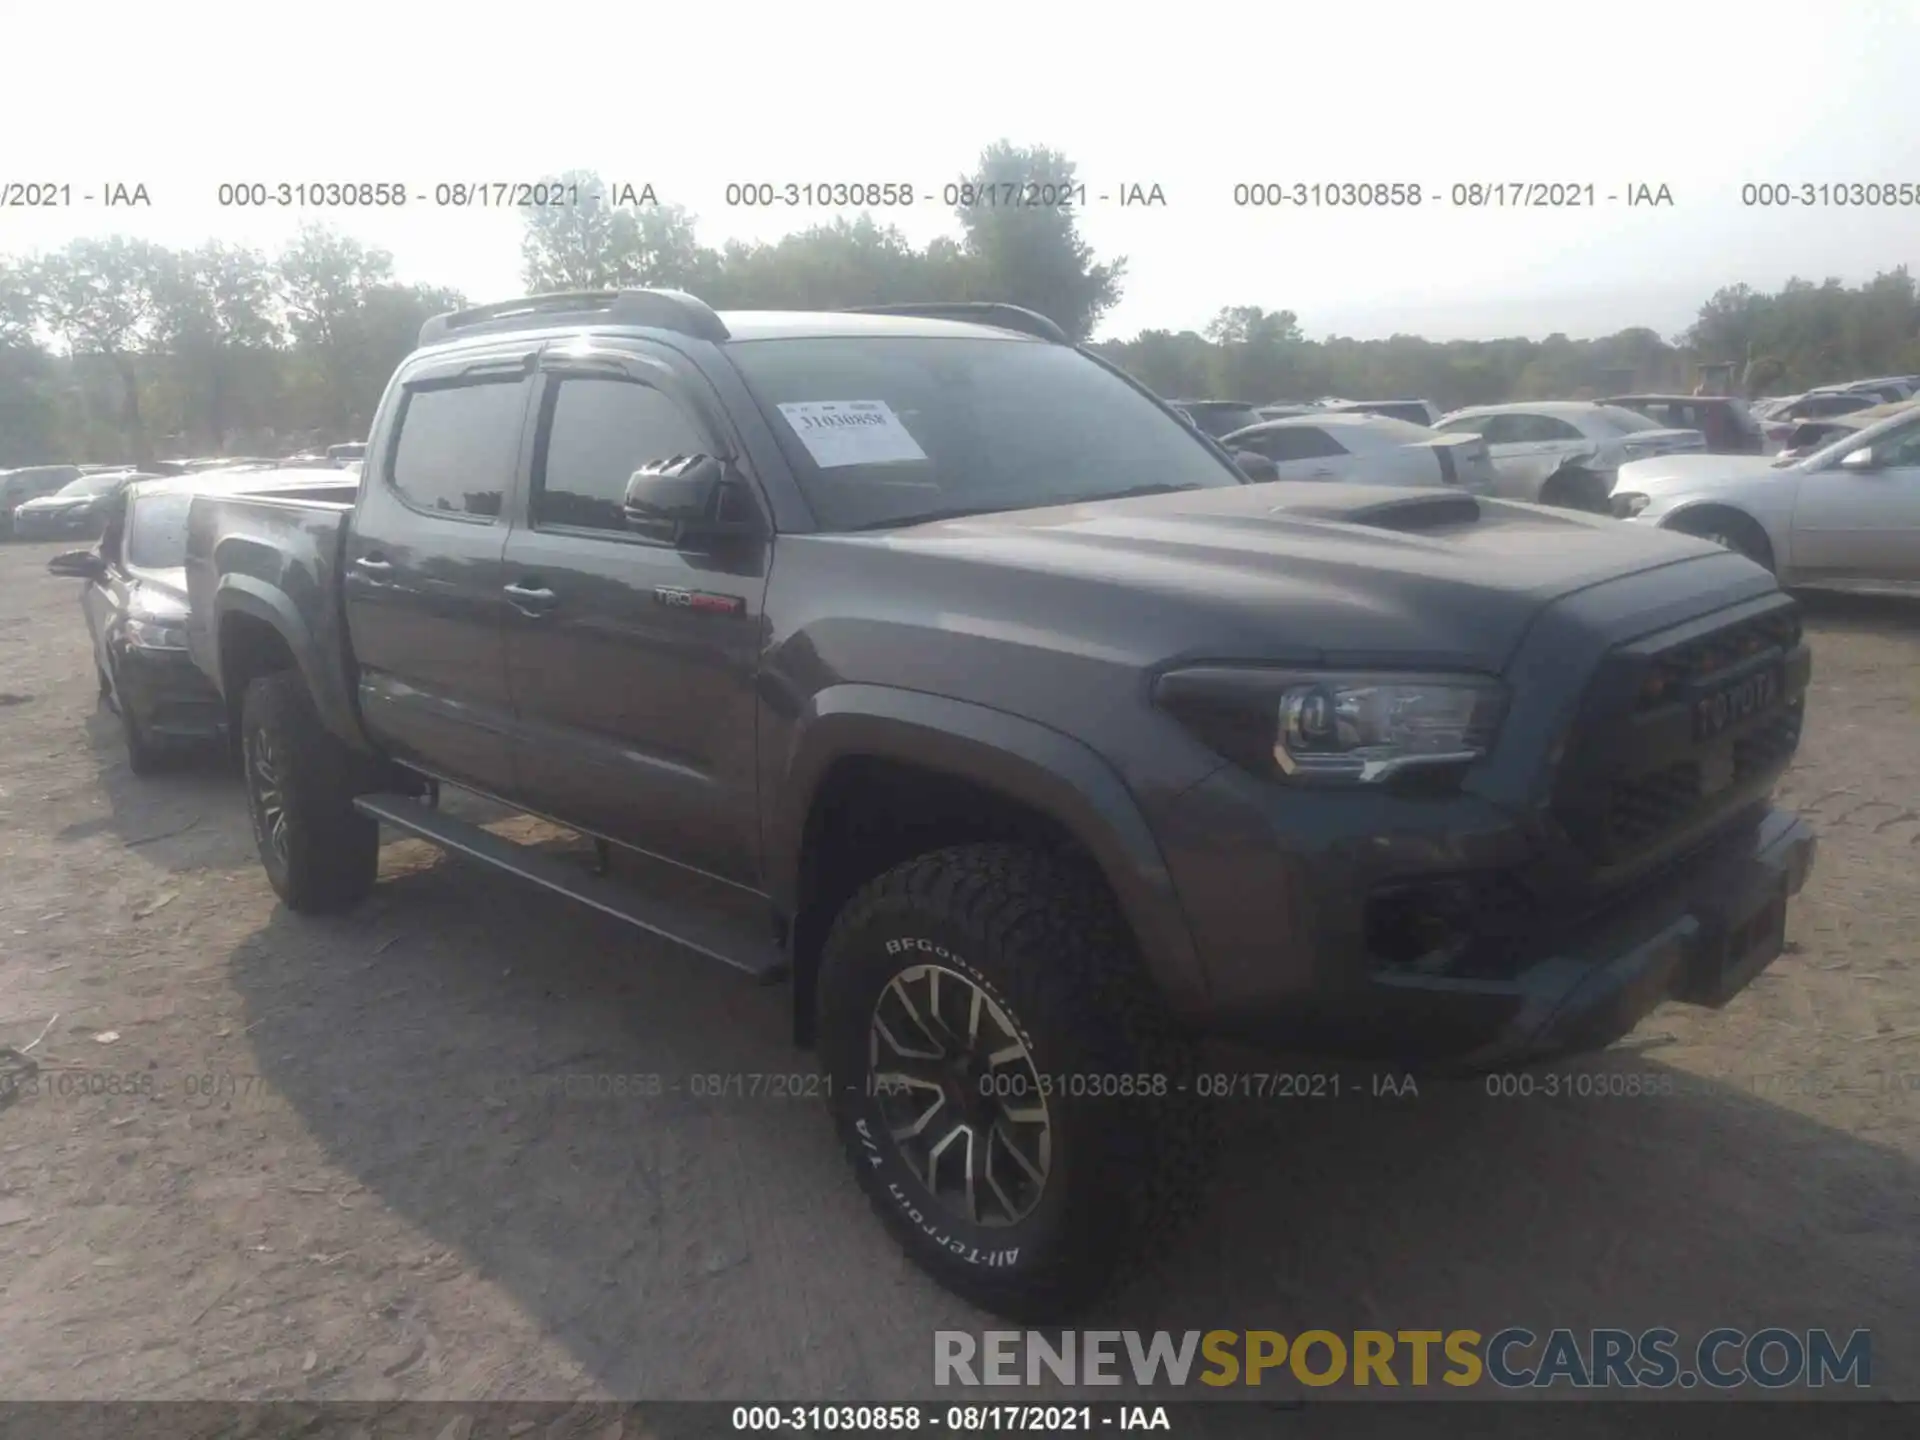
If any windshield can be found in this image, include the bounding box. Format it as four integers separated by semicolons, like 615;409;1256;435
728;337;1241;530
1595;405;1663;434
125;492;193;569
1791;409;1920;470
55;472;129;498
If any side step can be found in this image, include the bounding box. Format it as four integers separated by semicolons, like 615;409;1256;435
353;793;788;982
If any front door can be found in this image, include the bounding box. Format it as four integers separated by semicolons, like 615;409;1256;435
342;352;536;795
1792;414;1920;582
500;346;771;887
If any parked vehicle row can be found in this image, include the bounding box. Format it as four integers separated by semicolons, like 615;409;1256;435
2;446;366;542
43;466;353;772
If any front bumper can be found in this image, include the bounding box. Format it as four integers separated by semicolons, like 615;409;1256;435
115;645;226;741
1164;799;1814;1070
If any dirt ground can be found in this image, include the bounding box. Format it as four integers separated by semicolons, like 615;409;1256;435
0;535;1915;1407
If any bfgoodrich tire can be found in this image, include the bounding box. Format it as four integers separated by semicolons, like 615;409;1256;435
239;673;380;914
817;842;1210;1320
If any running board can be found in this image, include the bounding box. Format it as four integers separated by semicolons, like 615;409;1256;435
353;794;788;982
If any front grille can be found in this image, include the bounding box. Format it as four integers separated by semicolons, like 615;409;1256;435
1636;607;1802;712
1551;597;1806;869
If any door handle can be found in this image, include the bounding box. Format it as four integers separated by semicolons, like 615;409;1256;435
1309;468;1336;479
504;581;558;612
352;555;393;573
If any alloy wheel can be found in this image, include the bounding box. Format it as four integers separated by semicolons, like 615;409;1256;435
247;730;289;867
869;963;1052;1226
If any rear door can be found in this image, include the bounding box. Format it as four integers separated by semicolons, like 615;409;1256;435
342;347;536;795
498;343;772;887
1792;414;1920;582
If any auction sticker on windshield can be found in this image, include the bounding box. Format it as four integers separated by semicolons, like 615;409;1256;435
777;400;929;468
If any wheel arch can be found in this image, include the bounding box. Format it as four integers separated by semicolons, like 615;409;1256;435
211;577;372;758
770;686;1206;1046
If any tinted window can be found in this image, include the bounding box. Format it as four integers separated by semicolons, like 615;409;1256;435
728;338;1240;530
1241;426;1349;462
1476;415;1526;444
56;472;133;497
389;379;525;518
1802;393;1873;417
1437;414;1493;437
1595;405;1662;434
534;377;712;533
125;493;194;569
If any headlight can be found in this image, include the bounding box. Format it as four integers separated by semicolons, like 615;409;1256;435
1611;492;1652;518
1153;668;1507;786
124;617;189;650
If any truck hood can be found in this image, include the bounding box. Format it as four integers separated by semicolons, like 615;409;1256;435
842;481;1732;673
1614;453;1784;493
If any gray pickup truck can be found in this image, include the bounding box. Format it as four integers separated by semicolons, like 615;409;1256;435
184;289;1817;1320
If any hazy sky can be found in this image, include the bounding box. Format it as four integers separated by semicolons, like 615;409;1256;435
3;0;1916;343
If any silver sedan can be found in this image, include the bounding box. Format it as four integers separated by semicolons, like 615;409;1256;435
1610;403;1920;590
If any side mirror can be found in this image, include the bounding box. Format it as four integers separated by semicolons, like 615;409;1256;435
48;549;107;580
1232;450;1279;483
1837;446;1879;470
622;454;758;548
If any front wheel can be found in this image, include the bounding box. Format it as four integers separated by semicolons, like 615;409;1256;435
817;843;1211;1320
239;673;380;913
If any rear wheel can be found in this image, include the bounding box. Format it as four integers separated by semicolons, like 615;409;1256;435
239;673;380;913
817;842;1210;1320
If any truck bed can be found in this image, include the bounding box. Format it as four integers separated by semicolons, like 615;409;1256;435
183;480;363;742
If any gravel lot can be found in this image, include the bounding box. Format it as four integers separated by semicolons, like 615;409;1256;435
0;536;1916;1405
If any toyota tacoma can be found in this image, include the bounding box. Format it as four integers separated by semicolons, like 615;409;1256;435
182;290;1817;1320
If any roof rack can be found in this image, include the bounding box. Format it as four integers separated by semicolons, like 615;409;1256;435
843;302;1070;345
417;289;730;348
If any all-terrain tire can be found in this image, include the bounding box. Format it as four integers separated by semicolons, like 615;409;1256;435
239;673;380;914
817;842;1212;1320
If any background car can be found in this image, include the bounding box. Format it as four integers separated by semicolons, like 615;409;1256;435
1605;394;1766;454
1433;401;1705;510
45;466;342;773
1810;379;1912;404
0;465;84;539
1220;412;1495;490
1317;398;1444;427
1611;402;1920;587
1166;400;1267;438
1754;390;1882;450
1771;397;1920;461
10;469;155;540
325;441;367;467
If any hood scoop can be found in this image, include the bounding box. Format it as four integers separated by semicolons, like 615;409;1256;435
1265;488;1482;532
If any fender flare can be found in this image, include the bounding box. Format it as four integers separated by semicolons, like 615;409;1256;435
769;684;1207;1013
210;577;373;755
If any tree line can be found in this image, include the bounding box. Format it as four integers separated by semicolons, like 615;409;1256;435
2;140;1915;468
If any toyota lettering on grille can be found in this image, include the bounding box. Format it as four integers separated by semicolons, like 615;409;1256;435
1693;666;1780;742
